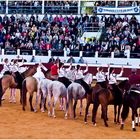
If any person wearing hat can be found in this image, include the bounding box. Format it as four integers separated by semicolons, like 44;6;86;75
74;64;90;94
128;68;140;85
96;67;107;88
57;62;72;88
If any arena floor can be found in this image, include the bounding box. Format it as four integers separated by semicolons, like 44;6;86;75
0;89;140;139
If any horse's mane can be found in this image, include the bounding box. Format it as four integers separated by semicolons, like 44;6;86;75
118;79;130;91
21;66;36;78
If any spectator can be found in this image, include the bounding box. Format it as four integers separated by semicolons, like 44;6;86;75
78;56;85;64
48;56;55;63
30;56;36;62
67;56;75;63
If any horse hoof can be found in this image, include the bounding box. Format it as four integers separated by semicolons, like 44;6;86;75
132;128;136;131
23;108;25;111
48;113;51;117
53;115;56;118
34;109;37;113
136;123;138;126
105;124;108;127
80;112;82;116
93;123;96;126
120;125;124;130
65;116;68;120
84;122;88;124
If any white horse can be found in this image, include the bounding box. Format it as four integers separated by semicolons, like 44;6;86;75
39;78;68;118
67;73;93;118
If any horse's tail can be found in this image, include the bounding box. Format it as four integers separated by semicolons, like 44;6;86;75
22;79;27;107
121;94;129;121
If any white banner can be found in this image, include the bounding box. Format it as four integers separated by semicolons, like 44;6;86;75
97;6;139;14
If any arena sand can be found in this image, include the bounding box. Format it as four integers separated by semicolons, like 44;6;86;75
0;89;139;139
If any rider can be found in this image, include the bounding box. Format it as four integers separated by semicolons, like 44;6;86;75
57;62;72;88
74;64;90;94
128;68;140;85
50;60;59;80
107;66;124;104
96;66;107;88
1;58;11;76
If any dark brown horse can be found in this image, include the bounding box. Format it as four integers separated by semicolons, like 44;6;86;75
84;80;129;127
120;83;140;131
0;66;37;106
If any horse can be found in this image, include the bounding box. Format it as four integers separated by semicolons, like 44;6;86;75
84;79;128;127
0;75;17;106
120;84;140;131
67;73;93;119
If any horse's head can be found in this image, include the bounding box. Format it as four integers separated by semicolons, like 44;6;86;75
118;79;130;92
84;73;93;85
23;65;37;78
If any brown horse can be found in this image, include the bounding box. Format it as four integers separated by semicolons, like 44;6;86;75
22;76;38;111
84;80;128;127
0;66;37;106
0;75;17;106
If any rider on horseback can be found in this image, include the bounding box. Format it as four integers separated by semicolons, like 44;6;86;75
1;58;11;76
96;67;107;89
107;66;124;104
74;64;90;94
57;62;72;88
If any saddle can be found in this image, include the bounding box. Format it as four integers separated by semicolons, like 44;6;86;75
130;84;140;94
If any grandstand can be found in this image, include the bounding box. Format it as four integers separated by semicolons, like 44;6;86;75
0;0;140;67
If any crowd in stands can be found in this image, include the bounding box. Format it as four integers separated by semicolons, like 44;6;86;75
0;13;140;58
0;13;101;56
0;0;78;14
95;0;140;7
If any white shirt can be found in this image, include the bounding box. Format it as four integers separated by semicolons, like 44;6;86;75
96;71;106;82
58;65;71;78
10;64;20;73
0;63;10;75
74;67;88;80
107;71;123;84
33;66;45;79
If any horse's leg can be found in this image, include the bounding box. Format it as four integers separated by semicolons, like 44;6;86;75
102;105;108;127
80;99;83;116
0;92;3;106
52;96;58;118
73;99;78;119
29;95;34;111
40;88;47;113
135;110;138;126
34;90;40;112
132;109;136;131
92;103;99;126
69;98;73;118
114;105;117;123
65;97;68;119
20;89;22;104
139;109;140;126
84;101;90;124
117;104;122;124
48;93;51;117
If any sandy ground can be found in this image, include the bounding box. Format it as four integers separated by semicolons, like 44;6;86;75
0;89;140;139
